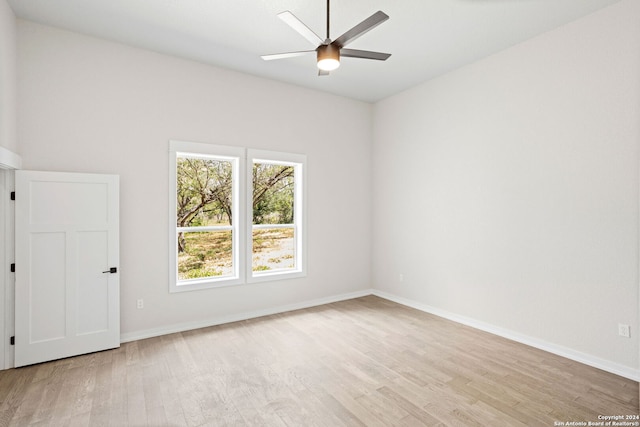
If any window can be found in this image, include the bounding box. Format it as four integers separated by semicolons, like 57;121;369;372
169;141;245;292
247;150;306;283
169;142;305;292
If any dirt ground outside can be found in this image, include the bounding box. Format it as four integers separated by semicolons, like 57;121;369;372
178;228;295;280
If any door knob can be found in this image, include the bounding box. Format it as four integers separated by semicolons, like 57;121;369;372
102;267;117;274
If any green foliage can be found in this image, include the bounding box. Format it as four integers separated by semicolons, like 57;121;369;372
177;158;295;229
176;157;233;229
253;163;294;224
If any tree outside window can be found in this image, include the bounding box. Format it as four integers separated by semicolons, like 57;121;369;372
170;141;306;292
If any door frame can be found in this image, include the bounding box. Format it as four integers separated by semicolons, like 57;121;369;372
1;171;16;370
0;146;21;370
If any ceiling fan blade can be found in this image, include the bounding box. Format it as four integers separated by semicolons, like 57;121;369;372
340;49;391;61
278;11;323;47
333;11;389;48
318;69;330;76
261;50;315;61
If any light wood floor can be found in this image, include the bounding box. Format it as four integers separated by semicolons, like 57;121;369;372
0;296;637;426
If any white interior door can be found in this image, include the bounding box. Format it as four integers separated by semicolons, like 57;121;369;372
15;171;119;367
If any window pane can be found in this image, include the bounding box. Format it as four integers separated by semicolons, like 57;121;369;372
252;228;295;272
178;230;233;280
177;157;233;228
252;163;294;225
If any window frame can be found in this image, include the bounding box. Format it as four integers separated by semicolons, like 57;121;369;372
169;142;306;293
169;141;246;292
247;149;307;283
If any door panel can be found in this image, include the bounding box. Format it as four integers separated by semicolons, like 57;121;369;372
30;181;109;225
15;171;119;367
76;231;109;335
29;232;66;343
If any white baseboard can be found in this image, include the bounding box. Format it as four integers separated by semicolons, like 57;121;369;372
120;289;373;343
372;289;640;382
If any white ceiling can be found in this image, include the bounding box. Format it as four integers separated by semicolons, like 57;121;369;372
8;0;622;103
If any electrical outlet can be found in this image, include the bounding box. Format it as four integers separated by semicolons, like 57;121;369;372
137;299;144;309
618;323;630;338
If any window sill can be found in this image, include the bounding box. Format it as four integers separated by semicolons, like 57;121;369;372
169;270;306;292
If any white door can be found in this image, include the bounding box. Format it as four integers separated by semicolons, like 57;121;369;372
15;171;119;367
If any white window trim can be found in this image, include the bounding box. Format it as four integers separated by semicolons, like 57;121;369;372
169;142;306;293
247;149;307;283
169;140;246;293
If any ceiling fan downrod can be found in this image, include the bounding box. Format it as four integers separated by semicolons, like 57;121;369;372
326;0;330;41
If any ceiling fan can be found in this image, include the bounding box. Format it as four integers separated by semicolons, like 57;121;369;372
261;0;391;76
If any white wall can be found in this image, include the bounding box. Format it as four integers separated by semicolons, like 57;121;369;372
0;0;17;152
17;20;372;339
372;0;640;372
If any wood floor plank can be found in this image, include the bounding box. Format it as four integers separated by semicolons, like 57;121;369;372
325;387;389;427
376;385;443;425
0;296;637;426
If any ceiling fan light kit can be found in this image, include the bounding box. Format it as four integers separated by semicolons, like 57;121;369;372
317;44;340;71
261;0;391;76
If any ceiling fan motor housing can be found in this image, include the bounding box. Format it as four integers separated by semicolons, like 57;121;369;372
317;44;340;70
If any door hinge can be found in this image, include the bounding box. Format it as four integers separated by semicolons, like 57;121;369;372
10;191;15;201
10;336;14;345
10;263;15;273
